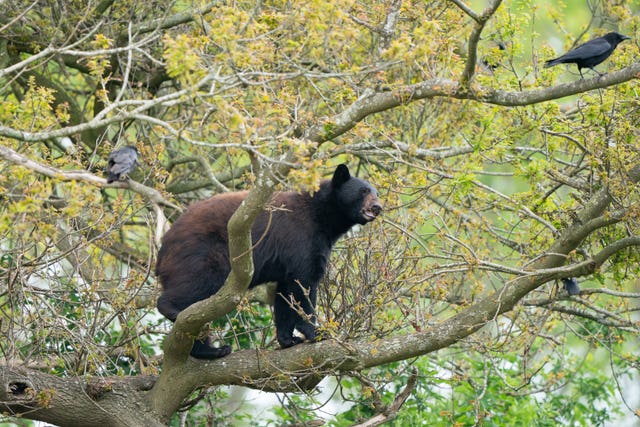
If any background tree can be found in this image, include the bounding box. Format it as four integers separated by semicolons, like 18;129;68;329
1;0;639;425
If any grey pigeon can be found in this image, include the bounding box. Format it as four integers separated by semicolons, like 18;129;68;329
544;32;630;79
561;277;580;296
106;145;139;183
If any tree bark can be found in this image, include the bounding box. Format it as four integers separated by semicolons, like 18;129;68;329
0;366;158;427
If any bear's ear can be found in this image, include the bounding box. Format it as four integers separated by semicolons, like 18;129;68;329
331;164;351;188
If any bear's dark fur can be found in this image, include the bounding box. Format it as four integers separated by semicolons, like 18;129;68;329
156;164;382;359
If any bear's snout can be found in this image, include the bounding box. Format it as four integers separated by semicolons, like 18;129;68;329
362;195;382;221
370;202;382;216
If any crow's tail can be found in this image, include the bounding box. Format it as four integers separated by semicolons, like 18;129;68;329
544;58;562;68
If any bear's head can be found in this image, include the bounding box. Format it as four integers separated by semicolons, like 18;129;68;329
331;164;382;225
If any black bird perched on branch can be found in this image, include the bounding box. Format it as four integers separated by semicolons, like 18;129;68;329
106;145;139;183
544;32;630;79
561;277;580;296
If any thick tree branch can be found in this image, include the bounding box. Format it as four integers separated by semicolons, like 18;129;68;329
118;1;219;41
460;0;503;86
378;0;402;51
303;61;640;142
449;0;480;22
0;366;160;426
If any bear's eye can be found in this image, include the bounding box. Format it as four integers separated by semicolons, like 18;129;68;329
361;187;370;195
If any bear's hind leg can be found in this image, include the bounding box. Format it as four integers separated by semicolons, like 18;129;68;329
280;280;318;342
190;337;232;359
294;283;318;342
157;293;181;321
274;294;304;348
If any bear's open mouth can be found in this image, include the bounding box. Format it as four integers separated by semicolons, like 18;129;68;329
362;209;379;221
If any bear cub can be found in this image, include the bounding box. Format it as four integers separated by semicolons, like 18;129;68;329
156;164;382;359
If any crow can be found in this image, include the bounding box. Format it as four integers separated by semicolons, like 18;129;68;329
106;145;139;183
544;32;630;78
561;277;580;296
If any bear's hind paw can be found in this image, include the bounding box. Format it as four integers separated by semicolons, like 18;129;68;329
278;336;305;349
190;338;232;359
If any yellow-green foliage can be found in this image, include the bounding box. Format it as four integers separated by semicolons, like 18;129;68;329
1;1;639;424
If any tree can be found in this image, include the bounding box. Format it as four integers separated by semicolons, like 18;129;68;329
1;0;639;425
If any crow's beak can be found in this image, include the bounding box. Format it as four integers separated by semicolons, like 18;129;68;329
622;35;632;41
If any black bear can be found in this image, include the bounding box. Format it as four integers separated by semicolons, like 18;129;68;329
156;164;382;358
